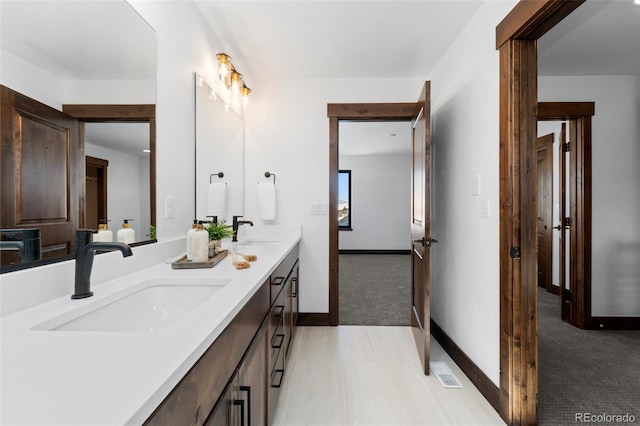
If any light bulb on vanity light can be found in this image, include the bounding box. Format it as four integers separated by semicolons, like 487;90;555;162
241;84;251;109
216;53;231;80
231;71;243;95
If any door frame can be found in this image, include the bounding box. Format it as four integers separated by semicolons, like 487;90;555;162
62;104;156;235
320;103;416;327
535;133;554;293
538;102;594;328
496;1;585;424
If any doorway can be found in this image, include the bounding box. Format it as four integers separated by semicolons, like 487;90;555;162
497;1;639;423
337;120;412;326
86;156;109;230
62;104;156;242
325;103;416;327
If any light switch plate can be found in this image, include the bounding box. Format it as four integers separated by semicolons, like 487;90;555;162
165;196;175;219
472;174;481;196
481;198;490;218
311;202;328;215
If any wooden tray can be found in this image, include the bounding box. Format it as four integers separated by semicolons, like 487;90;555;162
171;250;228;269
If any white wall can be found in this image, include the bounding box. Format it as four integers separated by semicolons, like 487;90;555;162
129;0;246;241
539;75;640;316
427;1;517;386
0;49;155;108
242;77;422;312
338;154;411;250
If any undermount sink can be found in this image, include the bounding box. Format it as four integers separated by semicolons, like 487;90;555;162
33;278;231;333
237;239;282;247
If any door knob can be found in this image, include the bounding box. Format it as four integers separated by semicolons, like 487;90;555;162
426;237;439;247
553;225;562;230
412;238;424;245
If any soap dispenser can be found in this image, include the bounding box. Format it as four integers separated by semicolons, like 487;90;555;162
186;219;198;261
117;219;135;244
191;221;209;263
94;220;113;242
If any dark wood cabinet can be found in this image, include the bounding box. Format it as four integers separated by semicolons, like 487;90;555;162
145;243;299;426
286;261;299;359
207;324;268;426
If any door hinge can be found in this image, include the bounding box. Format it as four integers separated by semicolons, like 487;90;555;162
563;142;571;152
563;217;572;228
510;246;521;259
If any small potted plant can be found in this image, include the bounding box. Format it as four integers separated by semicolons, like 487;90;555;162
205;221;235;257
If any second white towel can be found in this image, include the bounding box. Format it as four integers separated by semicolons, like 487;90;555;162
258;182;276;220
207;182;227;220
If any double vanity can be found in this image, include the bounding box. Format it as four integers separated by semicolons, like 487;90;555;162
1;227;300;425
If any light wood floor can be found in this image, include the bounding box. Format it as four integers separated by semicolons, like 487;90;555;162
272;326;505;425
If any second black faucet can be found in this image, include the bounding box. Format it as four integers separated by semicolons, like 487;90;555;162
232;216;254;242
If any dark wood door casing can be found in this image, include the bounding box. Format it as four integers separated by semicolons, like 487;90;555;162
496;2;585;425
327;102;416;327
538;102;594;329
1;85;82;263
62;104;156;231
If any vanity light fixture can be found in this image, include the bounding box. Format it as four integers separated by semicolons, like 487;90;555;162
216;52;251;109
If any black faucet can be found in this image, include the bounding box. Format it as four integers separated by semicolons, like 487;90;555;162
232;216;254;242
72;229;133;299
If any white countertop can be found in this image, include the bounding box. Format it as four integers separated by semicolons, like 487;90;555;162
0;230;300;425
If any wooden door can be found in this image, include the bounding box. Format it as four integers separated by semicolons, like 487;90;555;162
410;81;432;375
558;123;567;321
85;156;109;229
536;133;554;291
1;85;82;264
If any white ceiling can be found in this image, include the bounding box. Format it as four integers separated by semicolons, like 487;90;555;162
339;121;412;156
195;0;484;80
85;122;151;157
538;0;640;76
3;0;637;158
197;0;640;82
0;1;156;80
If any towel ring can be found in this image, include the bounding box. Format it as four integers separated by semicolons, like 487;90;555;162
264;171;276;184
210;172;224;183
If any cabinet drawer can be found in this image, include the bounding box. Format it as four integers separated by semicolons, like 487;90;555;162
270;247;298;304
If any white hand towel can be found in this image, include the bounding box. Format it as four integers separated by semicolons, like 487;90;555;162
207;182;227;220
258;182;276;220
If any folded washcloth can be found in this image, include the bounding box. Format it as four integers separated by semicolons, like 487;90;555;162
258;182;276;220
207;182;227;220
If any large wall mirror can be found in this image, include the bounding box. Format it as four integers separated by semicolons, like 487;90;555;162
0;1;157;272
194;73;244;225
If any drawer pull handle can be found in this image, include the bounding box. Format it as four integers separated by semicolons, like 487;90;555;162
271;333;284;349
271;369;285;388
233;399;245;426
272;277;284;286
274;305;284;318
291;277;298;297
239;386;251;426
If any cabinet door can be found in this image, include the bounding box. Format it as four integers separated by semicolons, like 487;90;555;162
206;375;237;426
283;276;292;359
238;322;268;426
289;263;299;353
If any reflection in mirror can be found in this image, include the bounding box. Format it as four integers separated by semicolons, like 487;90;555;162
0;1;156;271
195;73;244;225
85;122;152;241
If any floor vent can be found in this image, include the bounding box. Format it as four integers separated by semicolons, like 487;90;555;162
430;362;464;389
